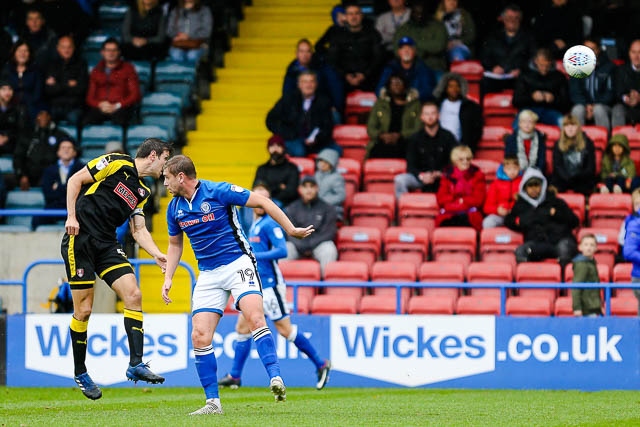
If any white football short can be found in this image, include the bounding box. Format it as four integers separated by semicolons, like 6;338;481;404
191;255;262;315
262;283;290;322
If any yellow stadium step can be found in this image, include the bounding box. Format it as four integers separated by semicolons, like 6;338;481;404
223;51;293;69
195;115;267;131
209;84;280;101
244;6;330;19
238;21;329;39
231;37;302;52
253;0;335;6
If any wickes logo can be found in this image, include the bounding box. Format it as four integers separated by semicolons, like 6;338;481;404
331;315;495;387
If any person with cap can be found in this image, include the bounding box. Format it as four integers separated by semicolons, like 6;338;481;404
375;35;437;103
314;147;345;220
252;135;300;208
376;0;412;55
33;137;85;230
284;174;338;275
504;167;579;269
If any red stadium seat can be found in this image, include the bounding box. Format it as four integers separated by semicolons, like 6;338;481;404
407;295;456;314
577;227;620;272
467;262;513;297
310;295;359;314
384;226;429;267
480;125;511;146
536;124;560;147
610;296;638;317
279;259;320;302
588;193;631;229
359;295;399;314
363;158;406;194
611;125;640;148
557;193;586;226
612;263;634;298
582;125;608;152
344;90;377;124
370;261;416;309
479;227;523;273
515;262;561;305
431;227;477;267
288;156;315;178
456;295;501;315
337;157;362;215
323;260;369;298
564;263;610;283
284;291;311;314
553;296;574;317
506;296;552;317
472;159;500;185
349;192;396;235
482;91;518;127
337;226;382;271
397;192;438;233
333;124;369;163
418;261;463;298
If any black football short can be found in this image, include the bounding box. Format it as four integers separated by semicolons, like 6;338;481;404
61;233;134;289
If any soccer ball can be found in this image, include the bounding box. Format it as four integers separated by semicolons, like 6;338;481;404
562;45;596;78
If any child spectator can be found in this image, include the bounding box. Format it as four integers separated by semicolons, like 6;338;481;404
504;109;547;172
571;233;603;317
482;155;522;229
435;145;486;231
550;114;597;196
314;148;345;220
599;134;636;194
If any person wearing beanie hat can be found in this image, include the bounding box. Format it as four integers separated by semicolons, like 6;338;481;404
599;133;637;194
252;134;300;207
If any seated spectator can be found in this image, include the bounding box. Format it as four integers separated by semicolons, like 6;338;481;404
570;37;617;132
37;0;93;47
505;167;579;267
32;137;84;230
612;40;640;128
504;109;547;172
394;101;458;198
266;70;339;157
252;135;300;208
19;8;57;67
435;145;486;231
83;38;141;128
623;187;640;314
375;0;411;55
167;0;213;64
571;233;603;317
13;110;71;190
375;36;437;102
513;47;570;128
550;114;597;196
432;72;483;151
0;81;23;157
393;0;448;80
480;3;536;94
314;148;345;220
599;134;636;194
121;0;168;62
366;73;422;159
315;2;384;93
620;188;640;257
531;0;583;60
284;175;338;275
43;35;88;128
1;39;46;126
434;0;476;62
482;155;523;229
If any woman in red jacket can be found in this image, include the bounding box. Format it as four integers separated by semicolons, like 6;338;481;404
435;145;486;231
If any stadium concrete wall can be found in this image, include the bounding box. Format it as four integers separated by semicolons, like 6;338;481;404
5;314;640;390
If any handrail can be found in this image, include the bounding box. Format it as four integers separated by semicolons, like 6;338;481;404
0;209;67;217
0;258;197;313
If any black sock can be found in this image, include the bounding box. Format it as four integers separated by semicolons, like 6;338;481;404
69;316;88;376
124;309;144;366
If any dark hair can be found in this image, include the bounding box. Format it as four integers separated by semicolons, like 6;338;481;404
385;72;408;92
135;137;173;159
502;155;519;166
580;233;597;244
164;154;196;179
101;37;120;50
252;181;272;194
9;39;32;66
502;3;522;16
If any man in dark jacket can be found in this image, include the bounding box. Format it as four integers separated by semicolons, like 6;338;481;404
253;135;300;207
612;39;640;127
505;167;579;268
393;101;458;197
266;71;338;157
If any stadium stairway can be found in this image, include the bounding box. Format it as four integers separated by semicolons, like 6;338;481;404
137;0;335;313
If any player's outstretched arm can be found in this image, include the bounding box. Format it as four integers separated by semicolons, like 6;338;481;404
130;214;167;270
162;233;184;304
64;166;94;235
245;192;315;238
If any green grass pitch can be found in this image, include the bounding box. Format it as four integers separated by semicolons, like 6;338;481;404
2;386;640;426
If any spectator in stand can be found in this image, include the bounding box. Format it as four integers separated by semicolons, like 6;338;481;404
549;114;597;196
366;73;422;159
599;133;636;194
505;167;579;267
480;3;536;94
571;233;603;317
0;81;23;157
531;0;583;60
43;35;88;128
569;37;617;132
432;72;483;152
513;47;570;128
121;0;169;62
314;148;345;220
375;36;437;103
315;2;384;93
266;70;339;157
252;135;300;208
1;39;46;126
482;155;523;229
376;0;411;55
622;188;640;314
20;8;57;68
32;137;85;230
435;145;486;231
284;175;338;275
393;0;448;80
612;39;640;127
13;109;71;190
37;0;93;47
504;109;547;172
394;101;458;198
0;27;13;68
434;0;476;62
167;0;213;64
83;38;141;128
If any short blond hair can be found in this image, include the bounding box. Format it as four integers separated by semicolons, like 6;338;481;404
518;109;539;123
450;145;473;162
